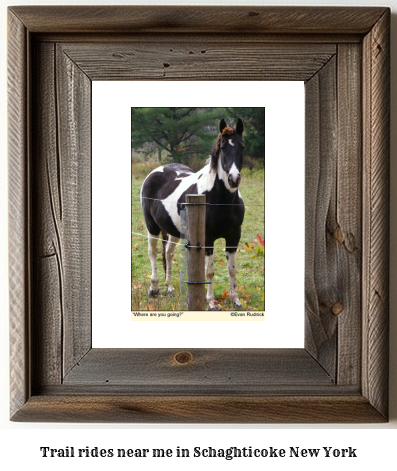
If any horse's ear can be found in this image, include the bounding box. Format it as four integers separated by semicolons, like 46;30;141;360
236;118;244;135
219;119;227;134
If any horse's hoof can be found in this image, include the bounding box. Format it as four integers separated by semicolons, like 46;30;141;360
208;305;220;311
148;288;159;298
233;300;243;309
167;289;175;297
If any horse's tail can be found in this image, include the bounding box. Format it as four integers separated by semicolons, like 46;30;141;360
161;230;168;275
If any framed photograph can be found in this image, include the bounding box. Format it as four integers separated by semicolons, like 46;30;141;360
128;104;267;317
8;6;390;422
92;81;304;348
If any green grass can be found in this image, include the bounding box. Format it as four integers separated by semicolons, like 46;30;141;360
131;163;265;311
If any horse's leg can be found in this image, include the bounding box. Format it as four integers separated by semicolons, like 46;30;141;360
225;229;243;308
148;231;160;297
225;250;242;308
165;235;179;295
205;249;218;311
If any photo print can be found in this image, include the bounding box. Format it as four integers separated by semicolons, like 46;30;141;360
131;107;265;316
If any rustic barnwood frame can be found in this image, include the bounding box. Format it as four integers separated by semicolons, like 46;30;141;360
8;6;390;422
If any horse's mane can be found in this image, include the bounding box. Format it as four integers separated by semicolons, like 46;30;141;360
210;125;235;170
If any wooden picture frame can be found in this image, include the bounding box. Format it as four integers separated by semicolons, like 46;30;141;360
8;6;390;423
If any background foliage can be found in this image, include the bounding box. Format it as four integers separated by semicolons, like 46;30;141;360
131;107;265;170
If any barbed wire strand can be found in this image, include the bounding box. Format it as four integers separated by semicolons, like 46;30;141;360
132;259;264;286
132;194;264;207
132;240;264;290
132;231;182;246
132;230;264;252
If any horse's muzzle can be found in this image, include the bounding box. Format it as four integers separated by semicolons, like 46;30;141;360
228;172;241;188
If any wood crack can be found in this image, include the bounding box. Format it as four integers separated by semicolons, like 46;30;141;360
46;158;65;377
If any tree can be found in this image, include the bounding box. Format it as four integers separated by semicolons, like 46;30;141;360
131;107;225;165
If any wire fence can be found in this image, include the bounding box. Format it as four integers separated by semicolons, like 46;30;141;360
131;230;253;251
132;193;264;207
131;191;265;310
132;194;264;251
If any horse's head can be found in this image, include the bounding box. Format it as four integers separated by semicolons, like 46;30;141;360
216;118;244;191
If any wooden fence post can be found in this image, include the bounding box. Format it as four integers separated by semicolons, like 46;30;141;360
185;194;206;310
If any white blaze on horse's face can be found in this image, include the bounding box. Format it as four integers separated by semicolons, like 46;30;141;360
229;162;240;184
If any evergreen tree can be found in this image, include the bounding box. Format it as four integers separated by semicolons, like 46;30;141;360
131;107;225;165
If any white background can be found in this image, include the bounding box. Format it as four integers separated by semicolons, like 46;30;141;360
92;81;305;348
1;0;396;469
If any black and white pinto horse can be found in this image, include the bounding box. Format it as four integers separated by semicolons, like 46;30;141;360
140;118;245;310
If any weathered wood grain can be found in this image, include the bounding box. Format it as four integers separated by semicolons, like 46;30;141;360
8;9;29;419
34;33;363;45
55;45;91;377
186;195;206;310
305;56;338;378
31;42;92;387
335;44;362;386
9;6;387;34
58;43;336;82
62;349;333;389
32;42;63;387
12;396;385;424
8;6;390;423
362;9;390;419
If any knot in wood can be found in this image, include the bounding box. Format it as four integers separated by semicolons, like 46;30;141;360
174;351;194;365
331;302;344;316
333;225;344;244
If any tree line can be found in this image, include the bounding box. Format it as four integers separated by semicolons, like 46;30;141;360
131;107;264;168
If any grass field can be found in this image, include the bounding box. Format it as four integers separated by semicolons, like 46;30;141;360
131;162;265;311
